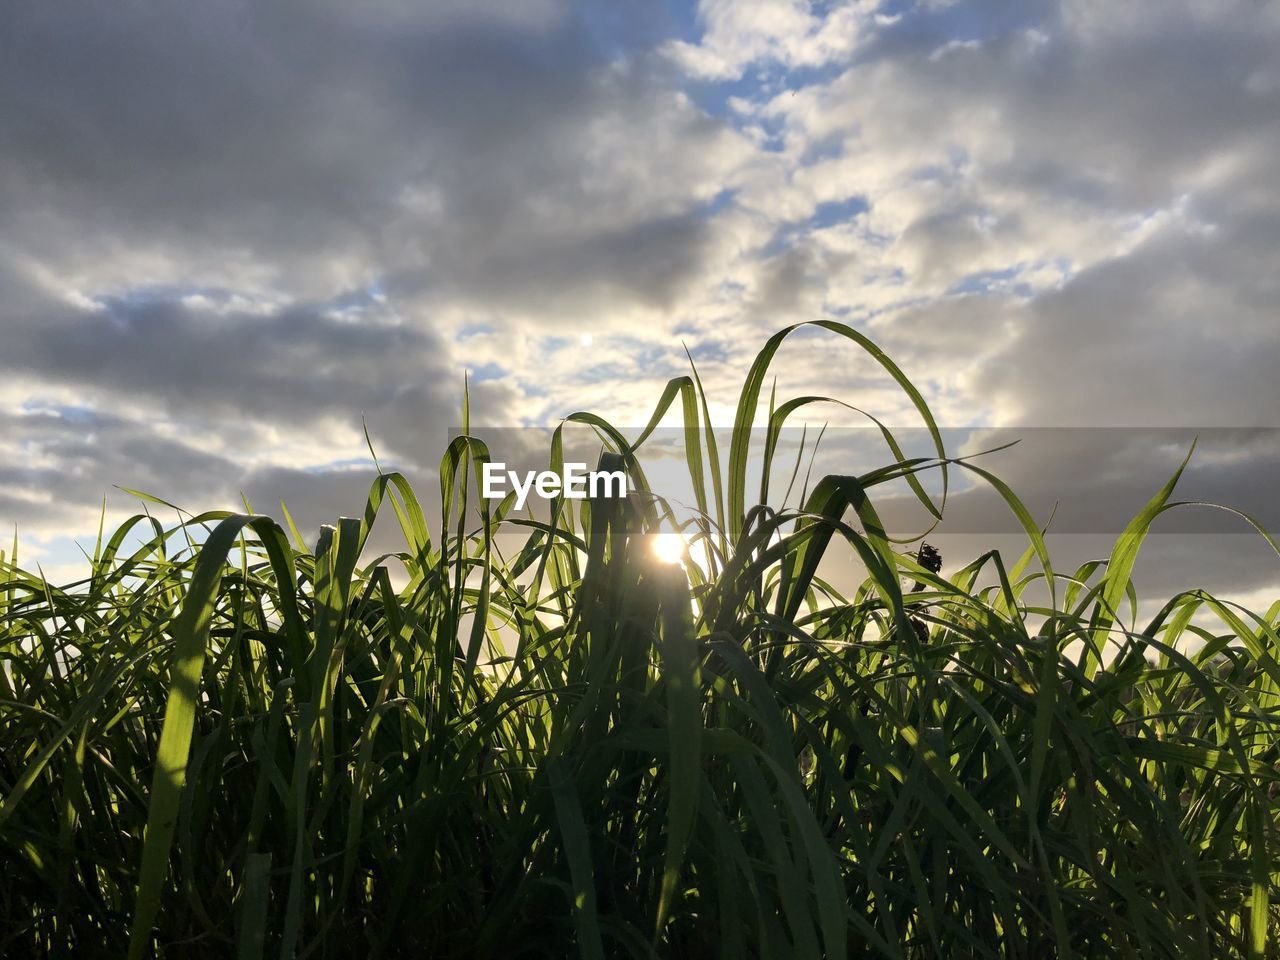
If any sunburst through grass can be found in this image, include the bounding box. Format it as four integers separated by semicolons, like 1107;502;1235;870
1;321;1278;959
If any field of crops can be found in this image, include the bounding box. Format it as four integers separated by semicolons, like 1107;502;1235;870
2;322;1277;958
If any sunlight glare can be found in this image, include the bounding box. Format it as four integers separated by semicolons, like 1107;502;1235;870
650;530;688;565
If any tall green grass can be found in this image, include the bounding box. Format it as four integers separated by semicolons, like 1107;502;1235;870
2;322;1278;958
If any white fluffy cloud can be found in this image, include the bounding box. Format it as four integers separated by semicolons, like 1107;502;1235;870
662;0;877;80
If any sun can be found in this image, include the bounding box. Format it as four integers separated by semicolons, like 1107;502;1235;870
650;530;688;565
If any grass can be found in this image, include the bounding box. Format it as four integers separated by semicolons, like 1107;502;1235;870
2;320;1279;958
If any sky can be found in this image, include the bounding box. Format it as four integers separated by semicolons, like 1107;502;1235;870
1;0;1278;607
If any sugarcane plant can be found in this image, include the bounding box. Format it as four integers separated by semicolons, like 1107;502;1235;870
1;321;1278;958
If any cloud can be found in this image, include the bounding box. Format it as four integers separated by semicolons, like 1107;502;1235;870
658;0;1280;600
662;0;876;80
0;0;753;545
970;220;1280;428
0;1;751;322
0;0;1276;606
0;404;237;537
